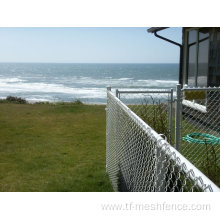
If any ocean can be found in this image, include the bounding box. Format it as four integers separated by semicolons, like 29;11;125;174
0;63;178;104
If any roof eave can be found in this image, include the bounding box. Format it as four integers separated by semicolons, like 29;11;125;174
147;27;169;33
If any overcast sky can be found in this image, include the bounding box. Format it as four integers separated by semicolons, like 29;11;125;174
0;27;182;63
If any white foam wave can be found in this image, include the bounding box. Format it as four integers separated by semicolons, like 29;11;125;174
118;78;133;81
0;76;178;102
80;76;91;80
66;77;177;88
26;97;52;103
0;78;26;83
137;79;178;87
155;80;178;84
0;81;106;99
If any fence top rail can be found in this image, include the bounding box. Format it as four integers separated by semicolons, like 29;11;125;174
107;90;220;192
182;86;220;91
117;89;173;94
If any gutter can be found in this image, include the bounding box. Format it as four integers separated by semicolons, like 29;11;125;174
151;29;183;86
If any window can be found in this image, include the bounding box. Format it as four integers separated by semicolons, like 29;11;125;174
208;28;220;87
185;28;209;87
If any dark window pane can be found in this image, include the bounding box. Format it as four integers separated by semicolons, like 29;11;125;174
187;30;198;86
188;44;196;86
199;28;209;40
217;32;220;41
208;29;220;86
198;32;209;87
188;30;197;44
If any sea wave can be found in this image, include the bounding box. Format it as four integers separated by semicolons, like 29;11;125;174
0;80;106;98
0;78;27;83
56;77;178;88
137;79;178;87
118;78;133;81
0;76;178;103
0;77;178;94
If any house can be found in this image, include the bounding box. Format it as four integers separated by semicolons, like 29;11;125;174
147;27;220;88
148;27;220;131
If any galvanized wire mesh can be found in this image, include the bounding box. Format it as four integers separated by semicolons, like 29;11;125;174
179;87;220;186
106;89;219;192
116;89;174;144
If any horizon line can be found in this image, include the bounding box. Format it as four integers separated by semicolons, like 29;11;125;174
0;61;179;64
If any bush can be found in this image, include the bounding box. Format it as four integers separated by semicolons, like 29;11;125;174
0;99;8;103
73;99;83;105
6;96;27;104
34;101;50;105
138;97;170;143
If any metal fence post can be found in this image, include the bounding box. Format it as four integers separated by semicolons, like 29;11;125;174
169;88;173;144
175;84;182;152
116;89;119;98
106;86;111;173
115;89;121;191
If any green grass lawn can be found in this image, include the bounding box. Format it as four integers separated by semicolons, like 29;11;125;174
0;102;112;192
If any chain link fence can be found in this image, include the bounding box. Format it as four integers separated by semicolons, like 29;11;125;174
116;89;174;144
106;88;219;192
176;86;220;186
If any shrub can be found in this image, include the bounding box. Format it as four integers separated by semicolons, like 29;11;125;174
139;97;170;143
0;99;8;103
73;99;83;105
34;101;50;105
202;142;220;185
6;96;27;104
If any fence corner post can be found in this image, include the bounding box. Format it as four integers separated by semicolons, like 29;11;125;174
116;89;119;98
169;88;174;144
175;84;182;152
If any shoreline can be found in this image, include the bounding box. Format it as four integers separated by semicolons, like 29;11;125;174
0;97;106;105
